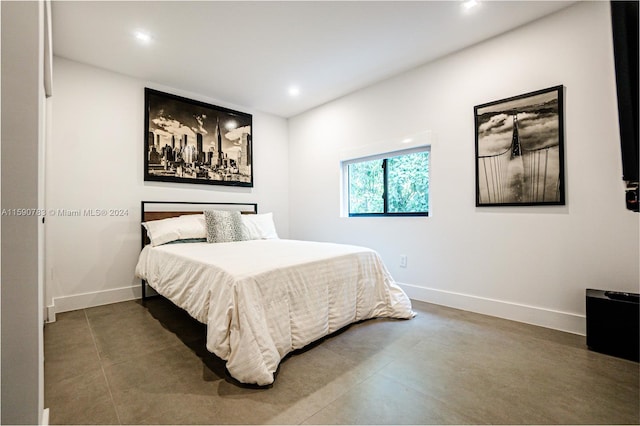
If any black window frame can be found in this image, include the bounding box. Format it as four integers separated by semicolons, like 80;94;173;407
346;148;429;217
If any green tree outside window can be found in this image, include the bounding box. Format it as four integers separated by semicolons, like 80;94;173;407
347;149;429;216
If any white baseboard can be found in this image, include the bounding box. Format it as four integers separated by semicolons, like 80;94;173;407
42;408;49;426
48;284;143;320
46;305;56;323
47;282;585;335
398;282;586;336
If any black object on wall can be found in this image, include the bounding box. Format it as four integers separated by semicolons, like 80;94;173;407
625;183;639;212
586;289;639;362
610;1;639;212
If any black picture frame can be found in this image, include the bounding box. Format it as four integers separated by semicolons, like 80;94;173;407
474;85;565;207
144;88;253;187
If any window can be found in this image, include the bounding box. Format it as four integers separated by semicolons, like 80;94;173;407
344;147;429;216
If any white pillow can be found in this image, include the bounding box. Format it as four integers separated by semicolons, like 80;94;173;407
241;212;279;240
142;214;206;246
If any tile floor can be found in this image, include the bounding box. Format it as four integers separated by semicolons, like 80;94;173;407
44;298;639;425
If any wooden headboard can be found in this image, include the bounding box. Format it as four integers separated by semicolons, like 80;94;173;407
140;201;258;248
143;211;204;222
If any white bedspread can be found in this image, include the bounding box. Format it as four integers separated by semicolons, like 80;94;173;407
135;239;414;385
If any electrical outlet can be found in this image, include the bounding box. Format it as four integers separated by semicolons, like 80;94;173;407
400;255;407;268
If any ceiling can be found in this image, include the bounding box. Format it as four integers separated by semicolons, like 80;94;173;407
52;1;576;118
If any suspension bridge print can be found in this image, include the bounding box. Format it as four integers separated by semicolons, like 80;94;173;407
474;85;565;206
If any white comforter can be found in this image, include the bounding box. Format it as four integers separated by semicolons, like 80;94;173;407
135;239;414;385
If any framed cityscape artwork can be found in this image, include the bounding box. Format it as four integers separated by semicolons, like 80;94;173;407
474;85;565;206
144;88;253;187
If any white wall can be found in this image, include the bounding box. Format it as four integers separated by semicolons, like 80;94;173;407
288;1;639;335
1;1;45;423
47;57;289;315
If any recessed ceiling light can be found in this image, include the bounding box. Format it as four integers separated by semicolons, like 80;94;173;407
134;31;152;44
462;0;479;11
288;86;300;97
402;138;413;144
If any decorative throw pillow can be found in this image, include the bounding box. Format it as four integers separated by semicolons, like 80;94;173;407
204;210;245;243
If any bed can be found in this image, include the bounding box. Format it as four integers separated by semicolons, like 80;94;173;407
135;201;415;386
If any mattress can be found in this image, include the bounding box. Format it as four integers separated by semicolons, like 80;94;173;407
135;239;414;385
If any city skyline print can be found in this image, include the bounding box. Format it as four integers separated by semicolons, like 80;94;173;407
474;85;565;207
144;88;253;187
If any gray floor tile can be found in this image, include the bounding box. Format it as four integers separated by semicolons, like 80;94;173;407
44;310;102;384
44;299;640;425
378;322;640;425
320;317;418;360
45;368;119;425
103;342;223;424
85;300;195;366
303;373;475;425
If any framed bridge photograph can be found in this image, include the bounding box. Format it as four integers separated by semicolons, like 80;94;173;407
474;85;565;207
144;88;253;187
